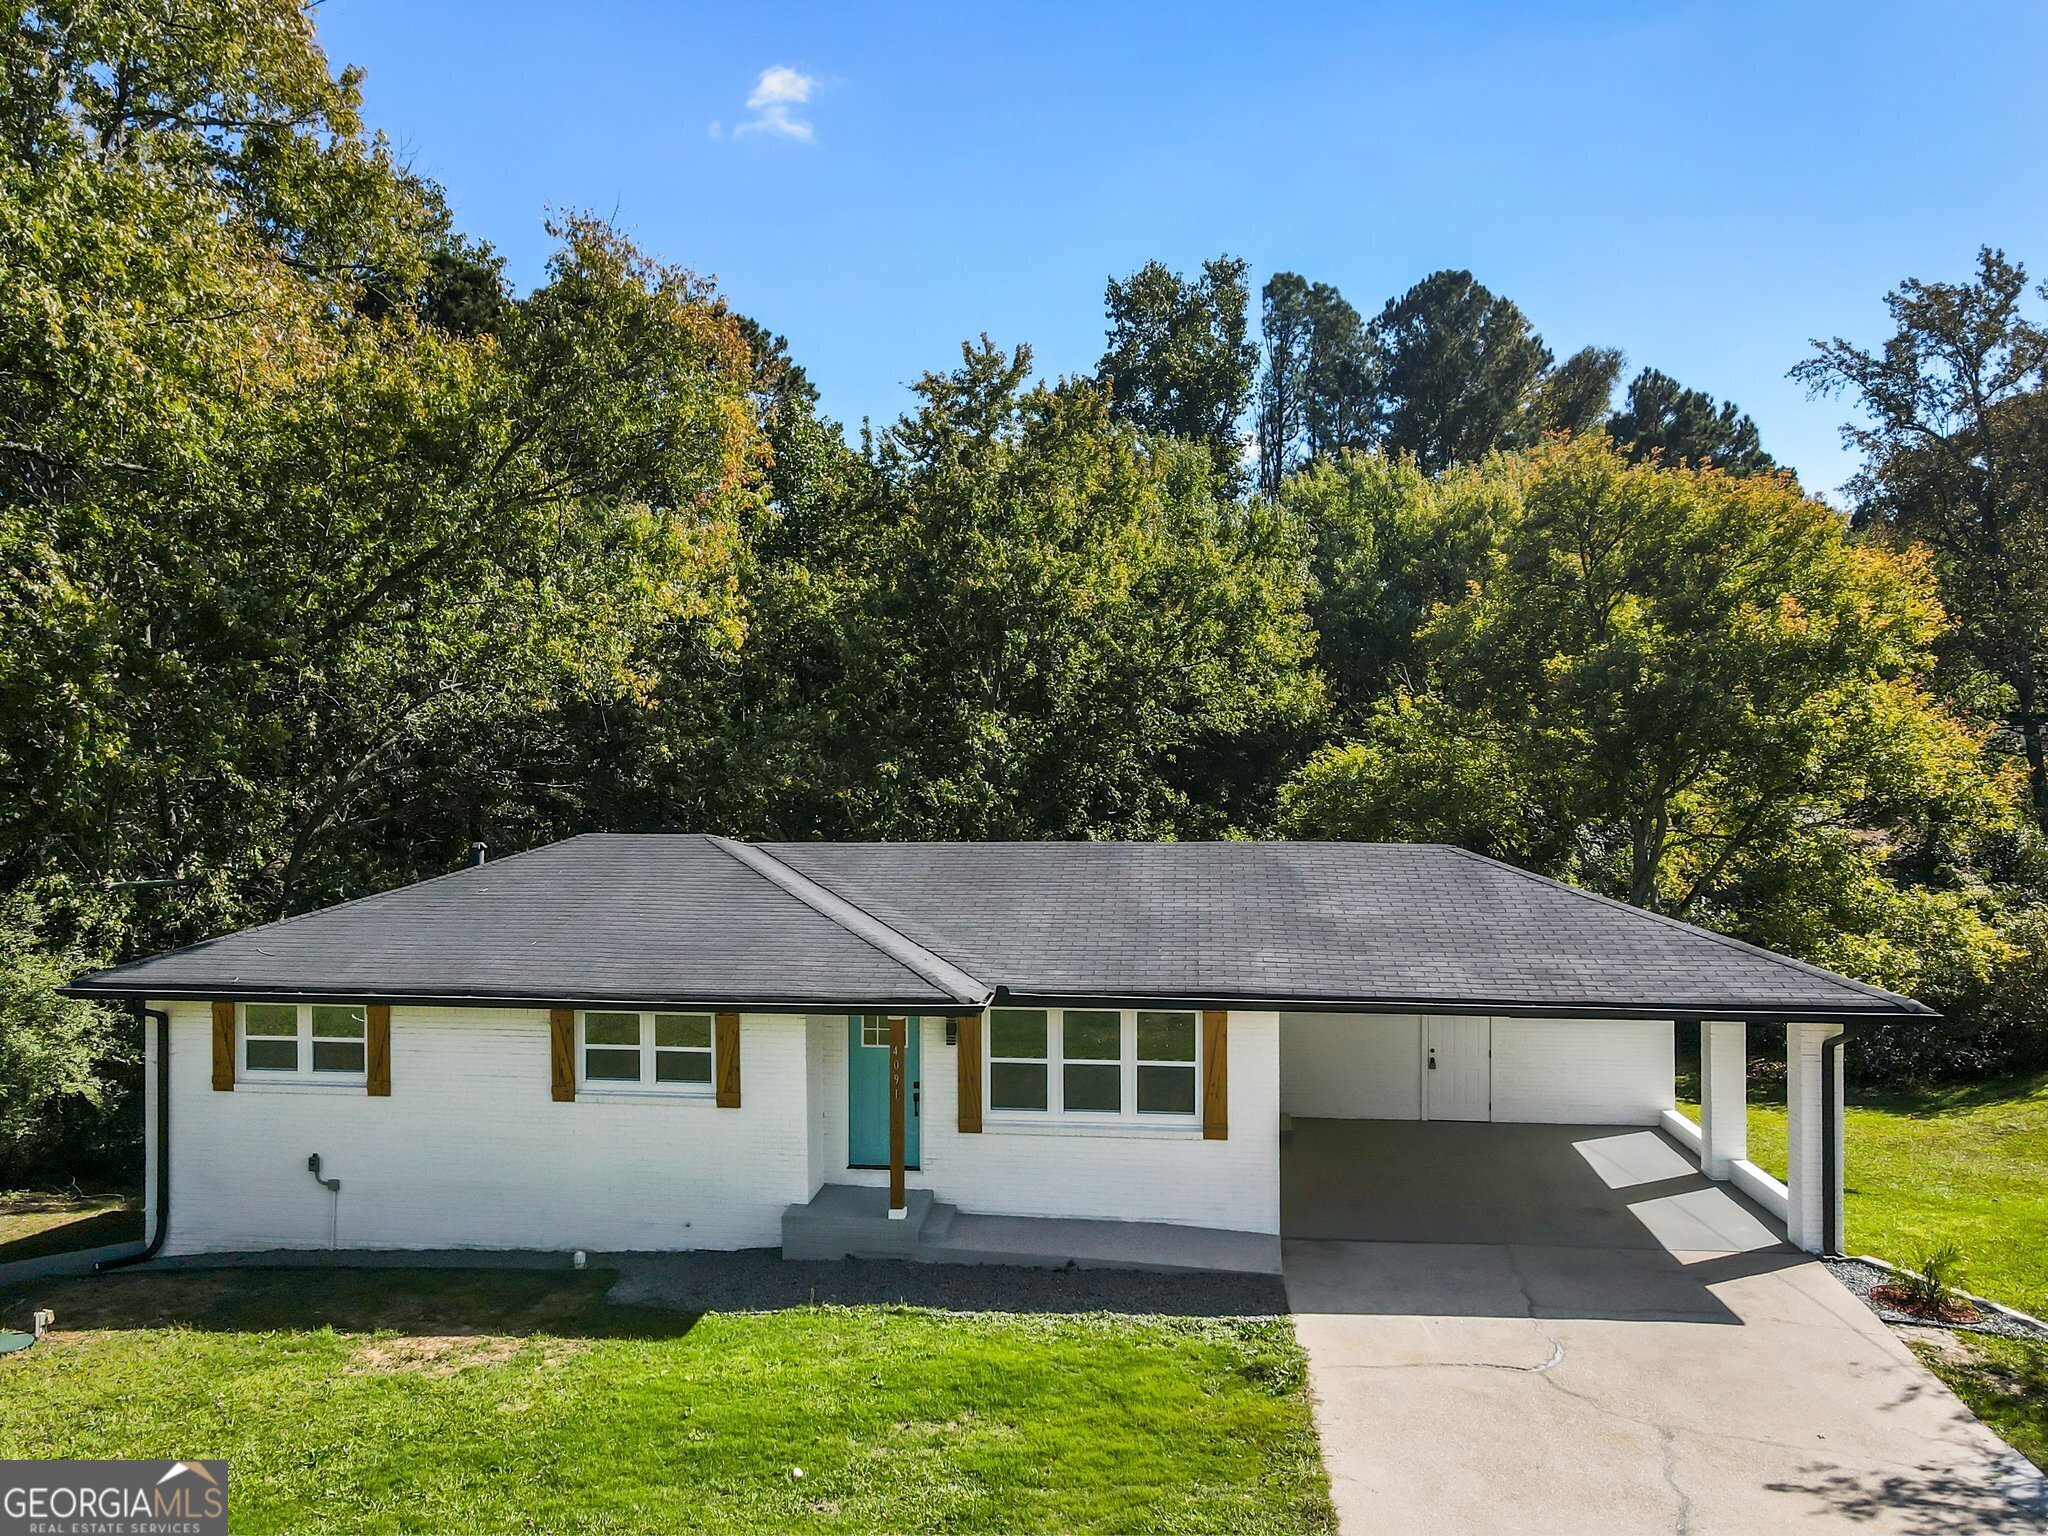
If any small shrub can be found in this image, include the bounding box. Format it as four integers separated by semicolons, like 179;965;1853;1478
1901;1241;1969;1314
1873;1241;1983;1322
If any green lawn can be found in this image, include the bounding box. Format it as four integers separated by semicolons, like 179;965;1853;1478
0;1267;1334;1535
1680;1069;2048;1470
0;1190;142;1264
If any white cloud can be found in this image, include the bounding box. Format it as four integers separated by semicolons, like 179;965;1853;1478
730;65;818;141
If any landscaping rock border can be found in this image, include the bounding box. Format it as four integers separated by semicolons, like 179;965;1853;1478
1826;1255;2048;1344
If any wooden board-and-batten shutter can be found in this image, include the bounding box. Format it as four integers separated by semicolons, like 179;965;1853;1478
211;1001;235;1091
1202;1010;1228;1140
956;1013;983;1134
549;1009;575;1103
715;1013;741;1107
366;1004;391;1096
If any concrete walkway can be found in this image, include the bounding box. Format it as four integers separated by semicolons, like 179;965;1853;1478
1283;1119;2047;1535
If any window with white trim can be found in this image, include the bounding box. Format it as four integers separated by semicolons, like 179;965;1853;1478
577;1010;715;1092
989;1008;1049;1111
986;1007;1201;1124
240;1002;366;1081
1136;1010;1198;1114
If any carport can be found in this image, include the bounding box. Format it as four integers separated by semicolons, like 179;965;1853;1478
1281;1117;2046;1534
1282;1118;1783;1256
1278;1010;1859;1255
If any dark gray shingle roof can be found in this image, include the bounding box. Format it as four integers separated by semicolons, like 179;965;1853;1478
69;835;1930;1020
67;834;955;1010
764;841;1929;1020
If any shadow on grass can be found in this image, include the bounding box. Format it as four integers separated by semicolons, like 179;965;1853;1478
0;1207;144;1266
1679;1050;2048;1122
1853;1070;2048;1121
3;1250;1289;1338
603;1248;1288;1317
2;1264;703;1342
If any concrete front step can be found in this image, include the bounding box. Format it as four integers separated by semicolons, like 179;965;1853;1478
781;1184;1280;1275
781;1184;953;1261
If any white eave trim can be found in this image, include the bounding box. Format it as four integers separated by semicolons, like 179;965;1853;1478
711;837;992;1007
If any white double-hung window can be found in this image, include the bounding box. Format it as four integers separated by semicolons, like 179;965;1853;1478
240;1002;366;1082
986;1006;1200;1124
577;1010;715;1093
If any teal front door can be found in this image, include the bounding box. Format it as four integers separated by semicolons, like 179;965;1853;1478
848;1015;921;1169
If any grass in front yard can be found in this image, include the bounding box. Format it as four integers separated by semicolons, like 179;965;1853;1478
1679;1068;2048;1319
0;1267;1333;1535
0;1190;142;1264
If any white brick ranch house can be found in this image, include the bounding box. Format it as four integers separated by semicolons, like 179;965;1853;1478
65;835;1928;1270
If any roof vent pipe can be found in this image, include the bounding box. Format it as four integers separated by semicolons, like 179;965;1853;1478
471;842;488;867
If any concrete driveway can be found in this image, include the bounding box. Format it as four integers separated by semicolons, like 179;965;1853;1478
1283;1119;2047;1535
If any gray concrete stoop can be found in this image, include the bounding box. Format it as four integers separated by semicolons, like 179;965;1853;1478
782;1184;1280;1275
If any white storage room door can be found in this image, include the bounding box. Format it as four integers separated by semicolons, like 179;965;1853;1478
1424;1016;1491;1121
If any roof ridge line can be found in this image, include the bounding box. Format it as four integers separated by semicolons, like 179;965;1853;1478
1435;845;1933;1014
709;837;991;1007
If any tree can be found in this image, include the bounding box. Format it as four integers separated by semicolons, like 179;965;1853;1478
1099;256;1257;493
1281;438;2006;922
1367;270;1553;474
0;894;130;1186
1795;247;2048;832
641;339;1325;839
1279;450;1500;720
1257;273;1374;492
0;3;768;935
1535;345;1624;437
1611;367;1775;474
1256;273;1313;494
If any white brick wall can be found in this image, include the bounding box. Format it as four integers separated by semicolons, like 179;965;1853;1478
813;1011;1282;1235
1278;1012;1673;1125
1490;1017;1674;1124
1784;1020;1844;1253
153;1001;815;1256
1278;1012;1422;1118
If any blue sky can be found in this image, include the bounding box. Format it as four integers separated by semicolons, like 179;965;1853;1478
320;1;2048;498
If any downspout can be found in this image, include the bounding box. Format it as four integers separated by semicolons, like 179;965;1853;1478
97;1004;170;1271
1820;1028;1846;1258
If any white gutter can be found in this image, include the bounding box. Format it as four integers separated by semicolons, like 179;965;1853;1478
711;837;991;1007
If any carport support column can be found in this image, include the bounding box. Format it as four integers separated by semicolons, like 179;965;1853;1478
1784;1021;1844;1255
1697;1021;1748;1181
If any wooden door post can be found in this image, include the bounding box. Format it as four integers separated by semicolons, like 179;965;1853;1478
888;1016;907;1218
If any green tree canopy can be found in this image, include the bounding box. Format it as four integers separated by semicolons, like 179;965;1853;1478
1256;273;1374;493
1534;346;1625;437
641;339;1326;840
1366;269;1554;475
1099;256;1257;494
0;0;768;953
1796;247;2048;832
1610;367;1776;475
1281;438;2007;929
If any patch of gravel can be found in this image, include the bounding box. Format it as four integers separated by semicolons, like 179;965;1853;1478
602;1248;1289;1317
1826;1256;2048;1343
